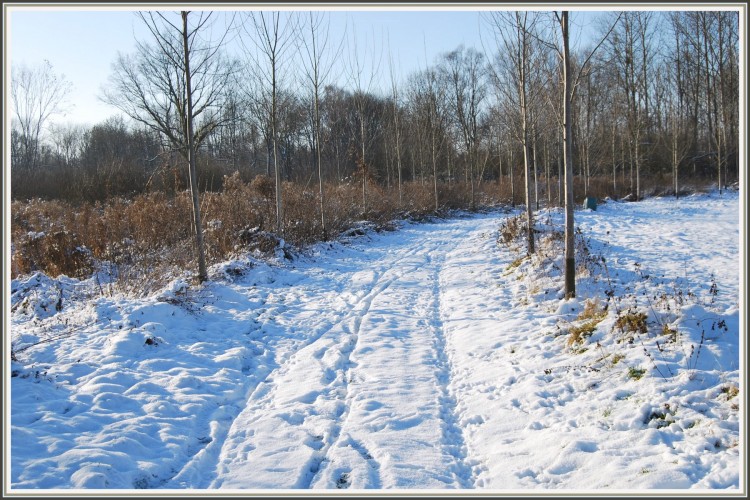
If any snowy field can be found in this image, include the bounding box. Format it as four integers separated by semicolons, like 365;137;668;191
7;188;743;493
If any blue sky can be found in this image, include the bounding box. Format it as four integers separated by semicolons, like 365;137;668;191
7;6;609;126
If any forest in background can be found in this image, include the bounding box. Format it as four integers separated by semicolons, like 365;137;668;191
9;10;740;292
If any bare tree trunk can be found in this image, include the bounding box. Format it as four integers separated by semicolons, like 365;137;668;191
497;146;503;190
558;129;563;206
469;152;476;210
389;55;404;207
621;134;628;192
634;131;641;200
544;137;551;208
272;63;283;234
628;138;634;194
497;137;503;191
360;119;367;213
520;30;534;253
430;110;440;211
300;12;328;239
509;147;515;207
612;121;617;197
182;12;208;283
432;141;439;211
673;123;679;199
247;12;294;235
532;128;539;211
561;11;575;298
523;139;534;253
266;138;272;177
314;94;326;239
395;110;403;207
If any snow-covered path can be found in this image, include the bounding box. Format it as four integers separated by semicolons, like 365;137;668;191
9;191;741;492
206;215;499;489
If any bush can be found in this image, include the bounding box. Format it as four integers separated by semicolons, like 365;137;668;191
10;178;506;293
614;310;648;335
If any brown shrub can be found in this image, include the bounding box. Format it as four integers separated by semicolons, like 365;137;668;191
13;229;94;279
10;175;703;292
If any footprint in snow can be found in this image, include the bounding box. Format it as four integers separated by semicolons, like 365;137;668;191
336;472;351;489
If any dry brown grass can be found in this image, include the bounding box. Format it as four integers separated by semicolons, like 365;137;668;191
10;176;507;293
10;173;715;294
566;299;609;347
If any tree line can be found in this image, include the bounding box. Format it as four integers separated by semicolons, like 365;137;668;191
10;10;740;291
11;10;739;202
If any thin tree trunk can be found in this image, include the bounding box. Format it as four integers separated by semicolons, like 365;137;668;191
673;123;679;199
469;152;476;210
314;90;326;239
533;131;539;211
562;11;575;298
544;137;551;208
360;118;367;213
509;147;515;208
432;145;439;211
182;12;207;283
612;121;617;198
635;132;640;200
558;129;563;206
395;107;403;206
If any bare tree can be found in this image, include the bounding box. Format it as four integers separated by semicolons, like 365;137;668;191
558;11;576;297
440;46;486;210
387;40;404;207
408;67;448;211
10;60;72;170
650;30;688;201
49;122;86;168
426;68;448;211
487;11;544;254
553;11;620;298
242;11;297;235
668;11;738;193
103;11;233;283
298;11;343;240
604;11;657;200
346;24;382;214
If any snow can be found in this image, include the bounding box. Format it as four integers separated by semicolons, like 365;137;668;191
7;188;743;493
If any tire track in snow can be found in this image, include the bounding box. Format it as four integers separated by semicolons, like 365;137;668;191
308;219;497;489
207;245;423;489
305;243;435;488
429;252;479;488
203;215;502;489
163;265;389;488
300;246;431;488
304;271;392;489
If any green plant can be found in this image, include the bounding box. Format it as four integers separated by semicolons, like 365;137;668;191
628;366;647;380
645;404;674;428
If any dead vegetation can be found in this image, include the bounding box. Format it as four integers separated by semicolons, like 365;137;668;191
11;175;509;293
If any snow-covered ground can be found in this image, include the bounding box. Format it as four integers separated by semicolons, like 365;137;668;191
7;189;742;493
